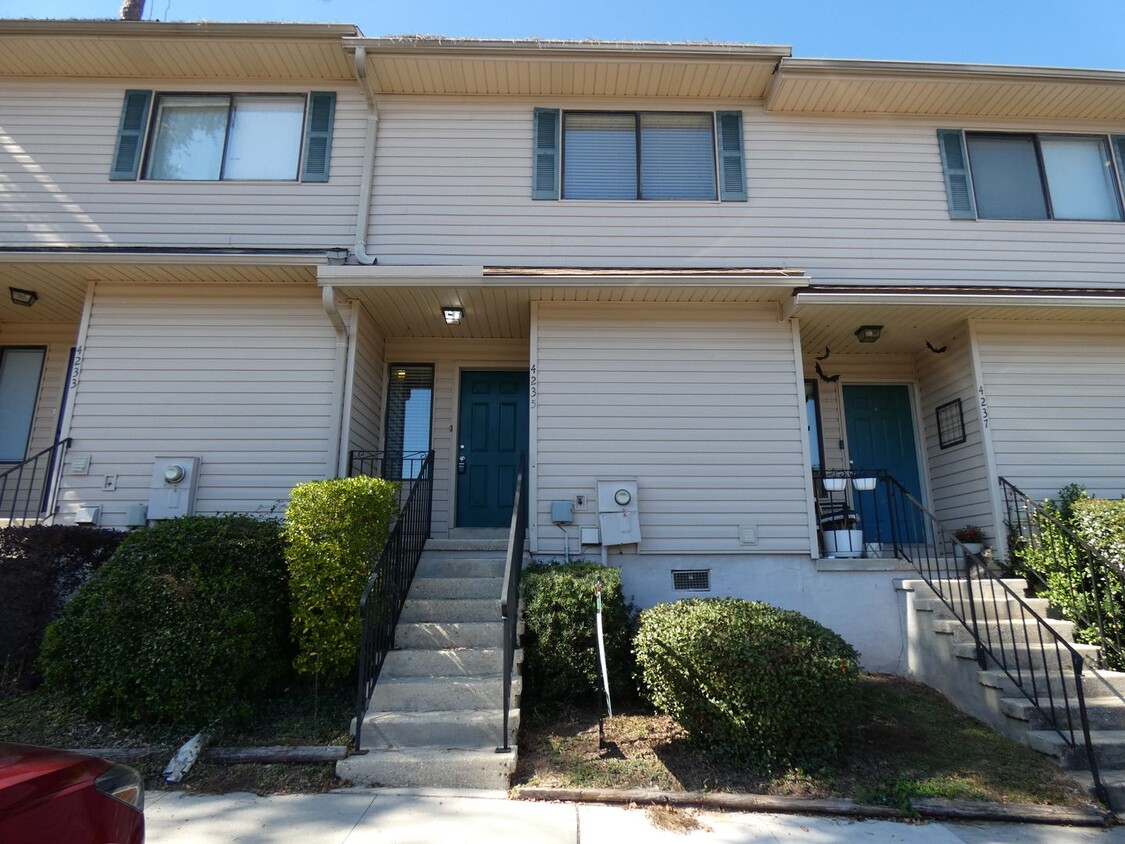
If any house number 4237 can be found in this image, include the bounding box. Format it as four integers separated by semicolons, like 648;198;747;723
978;386;989;429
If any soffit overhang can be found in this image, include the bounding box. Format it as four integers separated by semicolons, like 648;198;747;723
0;20;359;81
347;37;791;100
770;58;1125;122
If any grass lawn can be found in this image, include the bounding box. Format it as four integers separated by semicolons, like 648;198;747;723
0;680;352;795
515;673;1093;809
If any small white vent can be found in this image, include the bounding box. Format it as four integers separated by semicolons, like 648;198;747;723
672;569;711;592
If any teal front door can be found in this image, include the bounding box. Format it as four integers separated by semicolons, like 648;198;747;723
843;384;924;543
456;370;529;528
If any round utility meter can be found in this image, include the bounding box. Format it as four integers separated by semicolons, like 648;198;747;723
164;464;186;484
613;488;632;506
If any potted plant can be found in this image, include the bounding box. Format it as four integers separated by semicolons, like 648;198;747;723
821;510;865;558
952;525;986;555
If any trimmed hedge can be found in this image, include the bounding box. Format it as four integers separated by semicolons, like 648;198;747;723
521;562;635;706
284;476;399;683
39;515;290;723
634;598;860;772
0;525;123;683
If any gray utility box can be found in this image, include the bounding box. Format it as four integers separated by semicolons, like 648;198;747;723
596;479;641;547
148;456;200;520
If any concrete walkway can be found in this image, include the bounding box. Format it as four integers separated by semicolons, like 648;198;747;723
145;788;1125;843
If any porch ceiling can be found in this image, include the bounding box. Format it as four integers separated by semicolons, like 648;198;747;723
0;260;317;325
339;283;798;339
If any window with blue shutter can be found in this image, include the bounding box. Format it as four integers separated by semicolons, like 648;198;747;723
537;109;738;201
110;90;152;180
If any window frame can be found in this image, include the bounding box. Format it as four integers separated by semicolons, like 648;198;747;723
0;346;46;464
111;89;336;183
560;109;720;202
382;363;435;482
944;129;1125;222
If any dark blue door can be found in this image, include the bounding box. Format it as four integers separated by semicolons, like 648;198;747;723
843;385;923;543
456;370;529;528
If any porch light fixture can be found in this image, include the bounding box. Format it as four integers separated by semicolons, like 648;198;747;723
442;307;464;325
325;247;349;265
9;287;37;307
854;325;883;343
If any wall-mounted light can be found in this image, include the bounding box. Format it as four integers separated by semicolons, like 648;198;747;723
854;325;883;344
442;307;464;325
9;287;38;307
325;248;349;265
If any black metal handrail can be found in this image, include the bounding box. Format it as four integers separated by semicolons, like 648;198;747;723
348;450;431;511
872;472;1105;805
0;438;70;526
1001;477;1125;671
353;450;434;754
496;453;528;755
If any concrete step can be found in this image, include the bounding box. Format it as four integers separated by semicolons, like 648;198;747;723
978;667;1125;700
396;622;506;650
415;556;506;579
424;538;510;552
1026;729;1125;770
409;576;504;599
400;598;500;624
931;616;1076;644
906;578;1031;603
382;647;516;678
337;746;516;789
1067;769;1125;813
952;640;1100;670
1001;695;1125;731
914;595;1051;620
370;675;521;712
356;709;519;750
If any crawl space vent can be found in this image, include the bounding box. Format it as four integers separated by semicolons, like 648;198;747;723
672;569;711;592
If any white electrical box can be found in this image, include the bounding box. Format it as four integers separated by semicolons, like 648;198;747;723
148;456;200;519
596;479;641;547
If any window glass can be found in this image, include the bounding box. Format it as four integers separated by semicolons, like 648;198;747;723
563;113;637;199
223;96;305;180
1040;136;1122;221
383;365;434;480
147;96;229;180
0;348;45;462
639;113;716;200
805;380;823;471
966;134;1048;220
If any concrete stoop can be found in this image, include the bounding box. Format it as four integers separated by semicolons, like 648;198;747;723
898;577;1125;812
337;542;522;790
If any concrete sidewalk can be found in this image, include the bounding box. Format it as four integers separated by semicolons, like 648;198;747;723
144;788;1125;843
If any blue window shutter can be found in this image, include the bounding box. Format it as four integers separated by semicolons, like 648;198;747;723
938;129;977;219
532;108;561;199
716;111;747;202
301;92;336;183
110;90;152;180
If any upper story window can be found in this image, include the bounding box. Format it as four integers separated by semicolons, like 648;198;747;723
110;90;336;183
939;129;1125;221
532;108;747;202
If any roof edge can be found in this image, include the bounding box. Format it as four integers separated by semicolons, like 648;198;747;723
0;19;362;40
778;56;1125;85
347;35;791;61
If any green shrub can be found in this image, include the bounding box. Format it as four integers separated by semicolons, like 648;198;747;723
634;598;860;772
39;515;289;723
284;476;399;683
0;525;124;683
521;562;635;706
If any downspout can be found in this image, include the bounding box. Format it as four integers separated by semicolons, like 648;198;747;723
323;284;349;478
350;45;379;265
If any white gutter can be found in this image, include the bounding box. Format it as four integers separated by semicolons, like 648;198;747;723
322;284;350;479
0;251;325;266
790;290;1125;310
318;265;810;288
349;45;379;265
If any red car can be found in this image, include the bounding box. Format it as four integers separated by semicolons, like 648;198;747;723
0;743;144;844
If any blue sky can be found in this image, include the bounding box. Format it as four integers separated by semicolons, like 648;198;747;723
6;0;1125;70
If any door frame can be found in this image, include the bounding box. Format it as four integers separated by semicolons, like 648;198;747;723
452;366;530;529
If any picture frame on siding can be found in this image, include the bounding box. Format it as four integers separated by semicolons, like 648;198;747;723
936;398;967;449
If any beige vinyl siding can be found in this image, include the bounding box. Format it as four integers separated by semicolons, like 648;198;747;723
347;302;385;457
915;328;994;536
534;303;808;555
975;321;1125;500
370;99;1125;288
384;337;528;537
56;283;337;526
0;81;362;249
